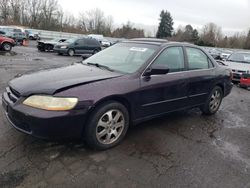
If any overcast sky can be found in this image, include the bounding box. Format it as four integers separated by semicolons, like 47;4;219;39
58;0;250;36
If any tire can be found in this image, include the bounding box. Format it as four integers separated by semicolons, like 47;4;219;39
84;101;129;150
67;49;75;56
92;49;99;55
200;86;223;115
2;42;12;51
45;44;53;51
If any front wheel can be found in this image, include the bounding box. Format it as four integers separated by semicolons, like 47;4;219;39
2;42;12;51
67;49;75;56
200;86;223;115
84;101;129;150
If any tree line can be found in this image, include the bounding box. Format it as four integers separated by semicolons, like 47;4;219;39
156;10;250;49
0;0;144;38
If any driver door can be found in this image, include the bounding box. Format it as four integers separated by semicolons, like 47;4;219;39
135;46;189;120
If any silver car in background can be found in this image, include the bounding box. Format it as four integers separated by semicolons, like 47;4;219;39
224;52;250;82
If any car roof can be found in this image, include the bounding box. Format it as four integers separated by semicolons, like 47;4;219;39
124;38;198;48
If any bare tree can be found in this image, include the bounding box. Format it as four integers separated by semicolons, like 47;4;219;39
27;0;42;28
0;0;10;24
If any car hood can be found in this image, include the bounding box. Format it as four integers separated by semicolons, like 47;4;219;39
224;61;250;71
9;64;123;96
0;36;14;43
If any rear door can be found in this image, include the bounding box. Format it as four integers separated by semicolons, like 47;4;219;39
184;47;216;106
136;46;189;119
85;39;100;53
74;39;85;54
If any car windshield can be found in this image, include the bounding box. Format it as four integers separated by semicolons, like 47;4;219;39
228;53;250;64
83;43;157;74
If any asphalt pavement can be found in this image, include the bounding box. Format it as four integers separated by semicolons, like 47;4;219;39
0;42;250;188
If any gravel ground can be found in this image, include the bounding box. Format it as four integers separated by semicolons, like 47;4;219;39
0;43;250;188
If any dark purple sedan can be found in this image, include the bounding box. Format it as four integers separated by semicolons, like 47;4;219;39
2;38;233;150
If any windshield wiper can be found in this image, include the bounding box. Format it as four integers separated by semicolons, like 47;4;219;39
86;62;114;72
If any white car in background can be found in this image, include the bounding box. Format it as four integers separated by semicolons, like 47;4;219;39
224;52;250;82
101;39;112;47
220;50;233;60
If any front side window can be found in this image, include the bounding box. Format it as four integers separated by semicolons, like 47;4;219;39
153;47;185;73
186;47;213;70
76;39;85;45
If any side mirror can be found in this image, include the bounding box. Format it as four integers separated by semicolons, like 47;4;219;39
144;64;170;77
75;42;79;45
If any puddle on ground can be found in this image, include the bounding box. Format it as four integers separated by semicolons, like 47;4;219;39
0;51;17;56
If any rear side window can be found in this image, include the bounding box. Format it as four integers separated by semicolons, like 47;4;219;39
186;47;214;70
153;47;185;73
86;39;99;46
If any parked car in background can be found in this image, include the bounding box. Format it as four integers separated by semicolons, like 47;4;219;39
101;39;112;47
2;39;233;150
224;52;250;82
208;48;222;60
240;73;250;89
25;29;40;40
88;34;104;42
0;26;27;43
0;30;6;36
54;37;102;56
220;49;232;60
37;38;67;52
0;35;15;51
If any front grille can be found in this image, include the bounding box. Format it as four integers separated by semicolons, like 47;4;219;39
6;87;20;103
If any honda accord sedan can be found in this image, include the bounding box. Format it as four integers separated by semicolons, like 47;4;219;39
2;38;233;150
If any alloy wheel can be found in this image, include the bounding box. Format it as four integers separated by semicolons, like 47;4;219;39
96;109;125;145
209;89;222;112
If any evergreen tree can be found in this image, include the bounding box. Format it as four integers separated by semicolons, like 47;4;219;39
156;10;174;38
191;29;199;43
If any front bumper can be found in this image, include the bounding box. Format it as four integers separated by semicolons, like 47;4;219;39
2;92;87;140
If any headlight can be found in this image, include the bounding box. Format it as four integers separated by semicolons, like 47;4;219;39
23;95;78;111
60;46;68;49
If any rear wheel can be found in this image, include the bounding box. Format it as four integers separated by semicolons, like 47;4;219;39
92;49;99;55
67;49;75;56
200;86;223;115
84;101;129;150
2;42;12;51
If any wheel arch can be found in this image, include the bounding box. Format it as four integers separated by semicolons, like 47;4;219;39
87;95;133;124
214;82;225;96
